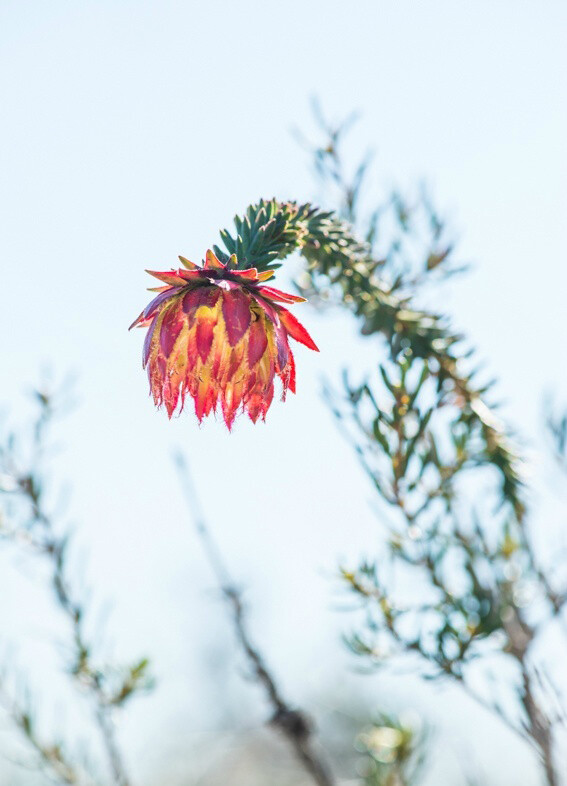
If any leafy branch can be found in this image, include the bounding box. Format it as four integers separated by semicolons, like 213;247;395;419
296;108;566;786
216;193;521;523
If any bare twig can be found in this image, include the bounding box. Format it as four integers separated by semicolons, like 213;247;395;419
173;451;336;786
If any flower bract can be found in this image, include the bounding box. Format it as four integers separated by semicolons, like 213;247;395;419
130;251;319;428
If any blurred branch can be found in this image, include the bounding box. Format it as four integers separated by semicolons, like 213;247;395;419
173;451;336;786
0;685;82;785
14;485;131;786
0;386;152;786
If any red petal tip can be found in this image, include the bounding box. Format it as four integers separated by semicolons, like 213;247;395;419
145;269;188;286
279;308;319;351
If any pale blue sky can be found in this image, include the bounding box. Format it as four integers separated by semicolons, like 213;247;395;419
1;2;566;784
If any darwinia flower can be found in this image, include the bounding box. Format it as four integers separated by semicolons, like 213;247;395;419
129;250;319;429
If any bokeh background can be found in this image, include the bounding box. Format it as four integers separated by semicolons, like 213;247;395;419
1;1;566;783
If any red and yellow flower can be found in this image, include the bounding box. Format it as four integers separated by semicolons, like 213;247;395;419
129;250;318;428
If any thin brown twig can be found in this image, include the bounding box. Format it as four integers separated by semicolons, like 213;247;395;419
173;451;336;786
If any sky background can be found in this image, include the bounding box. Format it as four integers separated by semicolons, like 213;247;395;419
1;1;566;784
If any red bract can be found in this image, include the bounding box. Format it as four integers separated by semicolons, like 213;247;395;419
129;250;319;429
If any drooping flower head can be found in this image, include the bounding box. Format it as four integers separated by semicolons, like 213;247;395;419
130;250;318;428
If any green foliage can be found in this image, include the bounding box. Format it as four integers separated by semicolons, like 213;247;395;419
216;198;314;272
337;352;538;675
356;714;425;786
